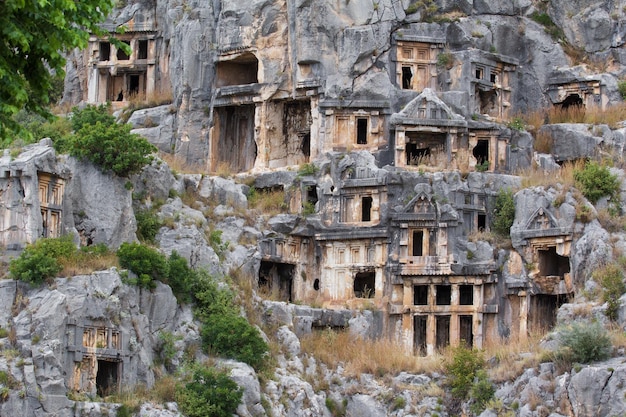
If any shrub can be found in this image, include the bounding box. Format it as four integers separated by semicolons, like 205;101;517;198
469;370;495;415
166;251;195;303
175;364;243;417
492;189;516;237
558;321;612;363
9;236;76;284
619;80;626;100
117;242;168;288
444;345;485;399
594;264;626;321
574;161;620;205
70;103;116;131
135;207;163;244
297;162;318;177
201;313;268;370
507;117;525;131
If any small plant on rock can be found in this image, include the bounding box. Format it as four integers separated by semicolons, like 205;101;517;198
594;263;626;321
558;321;612;364
492;189;516;237
573;160;620;205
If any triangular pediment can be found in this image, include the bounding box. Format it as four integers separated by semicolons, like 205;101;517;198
525;207;558;231
391;88;465;124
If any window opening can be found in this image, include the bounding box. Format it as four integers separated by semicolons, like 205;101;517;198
402;66;413;89
414;315;427;356
313;279;320;291
354;272;375;298
306;185;318;206
436;285;451;305
361;196;373;222
459;285;474;305
99;42;111;61
475;67;483;79
117;41;130;60
414;285;428;305
490;72;497;83
356;118;368;144
137;40;148;60
412;231;424;256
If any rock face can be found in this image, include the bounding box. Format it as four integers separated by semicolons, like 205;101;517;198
4;0;626;416
0;270;199;417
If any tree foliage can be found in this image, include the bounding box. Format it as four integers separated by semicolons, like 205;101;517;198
492;189;516;236
0;0;117;138
9;236;76;284
175;364;243;417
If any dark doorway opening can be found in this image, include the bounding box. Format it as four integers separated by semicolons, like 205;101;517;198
560;94;583;109
96;360;119;397
412;231;424;256
473;139;489;168
354;271;375;298
459;285;474;305
414;315;427;355
301;132;311;160
414;285;428;305
128;75;140;96
436;285;451;305
436;315;450;350
538;247;570;278
216;52;259;87
259;261;294;302
459;315;473;347
361;196;373;222
477;213;487;231
402;66;413;89
356;118;368;144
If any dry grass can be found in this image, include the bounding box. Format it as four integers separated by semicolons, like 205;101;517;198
300;329;446;378
466;229;497;244
483;333;545;383
158;151;204;175
248;188;288;216
534;130;554;154
212;161;233;178
519;109;546;133
597;208;626;233
546;103;626;128
517;159;583;189
58;252;119;277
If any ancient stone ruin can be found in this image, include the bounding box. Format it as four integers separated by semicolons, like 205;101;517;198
8;0;626;363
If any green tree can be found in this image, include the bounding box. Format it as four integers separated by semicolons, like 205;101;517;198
0;0;118;139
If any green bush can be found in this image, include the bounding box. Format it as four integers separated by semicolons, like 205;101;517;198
166;251;195;303
9;236;76;284
574;161;620;205
175;364;243;417
135;208;163;244
492;189;516;236
469;370;495;415
69;121;156;177
117;242;168;288
558;321;612;363
594;264;626;321
444;345;485;399
202;313;268;371
507;117;525;131
70;103;116;131
193;273;239;320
